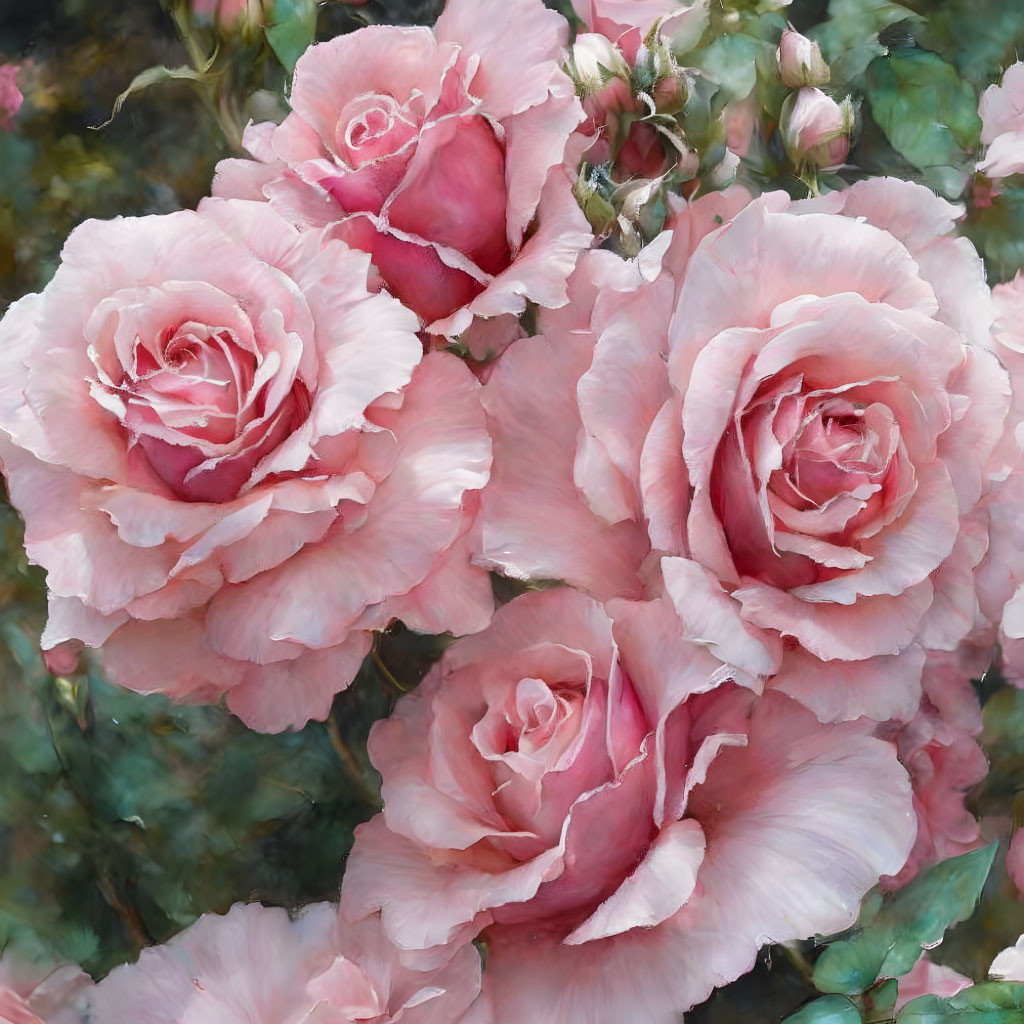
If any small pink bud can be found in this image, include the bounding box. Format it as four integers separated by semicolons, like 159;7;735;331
43;641;82;677
0;64;23;131
781;87;853;169
777;26;830;89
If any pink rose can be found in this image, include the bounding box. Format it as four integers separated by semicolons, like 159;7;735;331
0;200;492;732
212;0;591;338
341;587;915;1024
777;25;830;89
90;903;481;1023
991;935;1024;982
0;959;92;1024
894;957;972;1011
0;64;23;131
780;87;853;169
977;62;1024;183
880;648;988;890
476;179;1011;724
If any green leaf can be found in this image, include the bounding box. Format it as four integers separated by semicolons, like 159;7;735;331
265;0;318;73
813;845;998;996
783;995;862;1024
864;48;982;199
92;64;217;131
898;983;1024;1022
812;0;919;83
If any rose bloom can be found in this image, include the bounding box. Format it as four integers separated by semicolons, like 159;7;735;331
341;587;915;1024
0;200;492;732
476;178;1012;725
879;647;988;889
0;958;92;1024
90;903;481;1024
977;61;1024;183
212;0;591;339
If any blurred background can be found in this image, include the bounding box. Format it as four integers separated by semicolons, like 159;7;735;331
0;1;1021;1019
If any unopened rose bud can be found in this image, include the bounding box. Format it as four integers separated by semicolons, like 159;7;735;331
0;63;22;131
781;87;853;169
571;33;629;96
777;26;830;89
192;0;264;31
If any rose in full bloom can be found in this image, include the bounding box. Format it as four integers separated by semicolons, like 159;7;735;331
0;200;492;732
0;958;92;1024
476;178;1011;724
880;648;988;889
341;587;915;1024
212;0;591;339
977;62;1024;184
90;903;482;1024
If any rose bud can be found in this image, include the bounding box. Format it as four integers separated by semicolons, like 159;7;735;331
571;32;629;97
780;87;853;169
777;25;830;88
192;0;263;30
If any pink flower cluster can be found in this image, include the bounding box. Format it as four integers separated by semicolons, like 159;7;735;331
2;0;1024;1020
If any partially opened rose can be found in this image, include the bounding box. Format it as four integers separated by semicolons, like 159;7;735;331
90;903;482;1024
0;199;492;732
341;587;915;1024
213;0;591;338
477;178;1011;724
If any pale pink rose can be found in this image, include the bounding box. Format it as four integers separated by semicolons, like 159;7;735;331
0;64;23;131
90;903;481;1024
780;87;852;168
212;0;591;339
476;178;1010;725
880;648;988;889
475;184;1011;724
894;956;972;1011
341;587;916;1024
0;201;492;732
0;958;92;1024
571;0;709;45
777;25;829;89
977;62;1024;182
